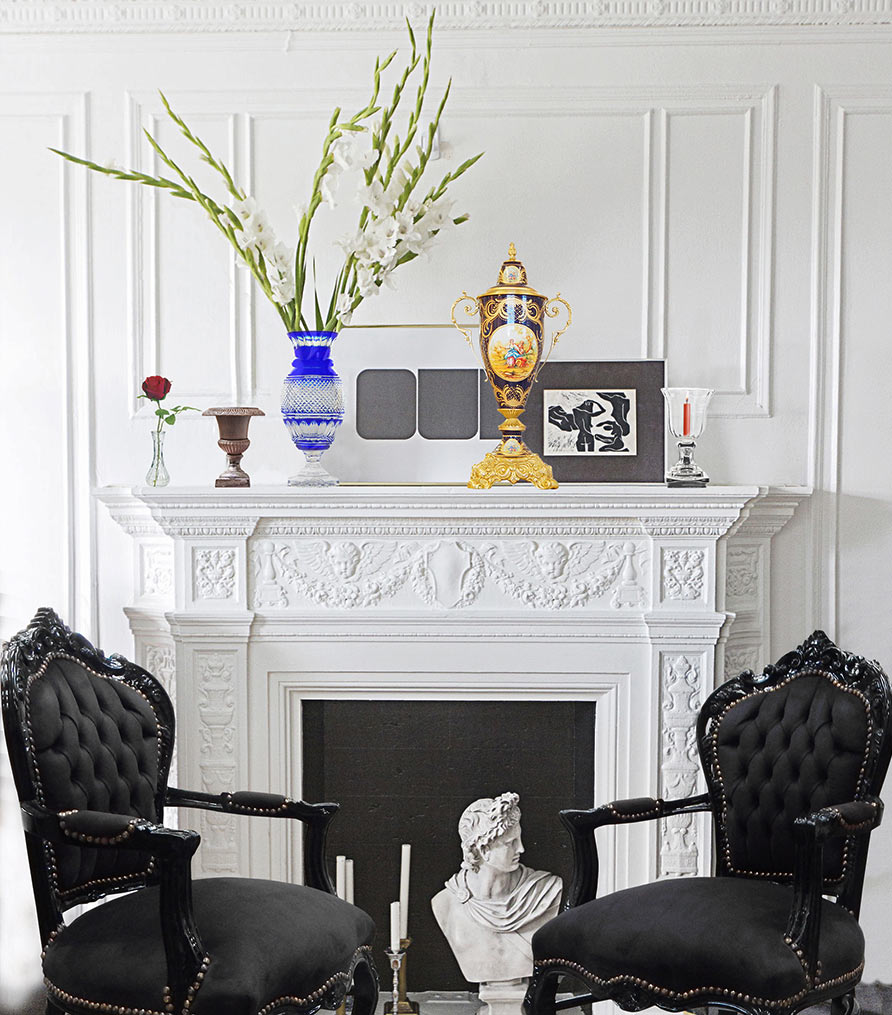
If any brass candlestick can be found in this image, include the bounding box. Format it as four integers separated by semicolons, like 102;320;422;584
384;938;419;1015
203;407;264;487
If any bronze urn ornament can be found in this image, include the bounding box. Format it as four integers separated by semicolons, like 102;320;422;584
452;245;572;490
203;407;264;487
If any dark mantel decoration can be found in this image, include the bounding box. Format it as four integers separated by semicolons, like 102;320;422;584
203;406;264;488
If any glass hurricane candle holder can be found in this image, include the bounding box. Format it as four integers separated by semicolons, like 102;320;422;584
661;387;713;487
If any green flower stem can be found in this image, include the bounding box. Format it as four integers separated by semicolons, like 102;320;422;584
161;92;245;203
381;15;431;192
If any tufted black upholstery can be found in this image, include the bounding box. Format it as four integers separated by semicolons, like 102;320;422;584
714;670;870;882
524;632;892;1015
28;655;162;895
2;609;380;1015
43;879;376;1015
532;877;865;1007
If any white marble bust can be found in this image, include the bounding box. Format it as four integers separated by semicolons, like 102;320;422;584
431;792;562;985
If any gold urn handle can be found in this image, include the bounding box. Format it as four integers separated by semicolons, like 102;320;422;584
451;291;483;367
542;293;572;364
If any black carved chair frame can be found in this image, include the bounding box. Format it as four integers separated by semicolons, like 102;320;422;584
524;632;892;1015
1;608;379;1015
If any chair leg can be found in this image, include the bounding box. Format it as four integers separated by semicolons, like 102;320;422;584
351;953;379;1015
830;991;860;1015
523;967;559;1015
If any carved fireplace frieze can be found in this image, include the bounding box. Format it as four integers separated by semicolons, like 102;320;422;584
99;484;807;884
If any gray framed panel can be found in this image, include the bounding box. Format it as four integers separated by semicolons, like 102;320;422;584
418;369;479;440
356;369;417;440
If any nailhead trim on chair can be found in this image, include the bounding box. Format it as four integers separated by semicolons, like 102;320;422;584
782;934;811;977
162;958;211;1013
44;956;211;1015
221;794;292;815
40;923;65;961
256;946;374;1015
708;668;874;884
24;652;162;900
60;817;138;846
827;803;878;833
605;803;661;820
45;945;375;1015
533;956;864;1008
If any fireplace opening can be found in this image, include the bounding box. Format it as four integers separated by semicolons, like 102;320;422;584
302;699;596;991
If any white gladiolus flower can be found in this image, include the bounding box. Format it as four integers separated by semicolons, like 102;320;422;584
331;136;360;172
392;208;422;242
270;279;295;306
335;231;361;257
359;148;378;170
379;268;399;290
232;197;259;222
253;229;276;254
336;293;354;324
416;232;439;257
271;241;292;267
360;179;392;217
374;219;402;249
424;197;455;229
320;169;340;208
363;236;398;269
356;264;379;298
239;205;277;252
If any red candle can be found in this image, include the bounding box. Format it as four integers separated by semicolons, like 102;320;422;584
682;399;691;437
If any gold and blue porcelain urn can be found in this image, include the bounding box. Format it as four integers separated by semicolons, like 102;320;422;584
452;244;572;489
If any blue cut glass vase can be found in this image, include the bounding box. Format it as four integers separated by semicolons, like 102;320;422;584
281;330;344;486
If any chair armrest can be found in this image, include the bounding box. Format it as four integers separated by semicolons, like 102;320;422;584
21;802;205;1011
166;786;339;893
787;797;884;979
560;793;712;909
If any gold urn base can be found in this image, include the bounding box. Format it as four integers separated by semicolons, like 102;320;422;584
468;440;559;490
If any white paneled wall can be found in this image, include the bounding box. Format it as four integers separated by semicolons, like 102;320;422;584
2;2;892;997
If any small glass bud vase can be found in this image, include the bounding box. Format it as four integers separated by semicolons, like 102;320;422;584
661;387;713;487
146;429;170;488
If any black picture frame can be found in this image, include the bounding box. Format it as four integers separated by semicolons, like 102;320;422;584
481;360;665;483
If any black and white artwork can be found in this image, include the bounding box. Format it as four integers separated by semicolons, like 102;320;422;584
544;389;637;456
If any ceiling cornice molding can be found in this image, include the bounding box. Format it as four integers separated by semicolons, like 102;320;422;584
3;1;892;34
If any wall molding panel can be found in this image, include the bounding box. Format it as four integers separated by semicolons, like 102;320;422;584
127;93;243;415
809;85;892;637
651;86;775;417
5;1;892;33
0;92;93;634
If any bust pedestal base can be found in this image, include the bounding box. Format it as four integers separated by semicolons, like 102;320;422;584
478;980;527;1015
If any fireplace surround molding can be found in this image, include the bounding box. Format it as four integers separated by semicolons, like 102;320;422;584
99;483;806;891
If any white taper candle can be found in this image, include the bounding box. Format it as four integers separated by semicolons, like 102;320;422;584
399;843;411;939
390;901;401;952
335;855;346;900
346;858;354;905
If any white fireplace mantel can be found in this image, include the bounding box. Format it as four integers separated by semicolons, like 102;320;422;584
98;483;806;891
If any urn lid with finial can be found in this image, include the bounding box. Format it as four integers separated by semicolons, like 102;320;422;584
478;243;546;301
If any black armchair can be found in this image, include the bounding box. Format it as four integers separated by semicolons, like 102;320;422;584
1;608;379;1015
524;631;891;1015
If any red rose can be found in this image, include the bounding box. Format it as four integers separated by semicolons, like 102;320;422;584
142;375;172;401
